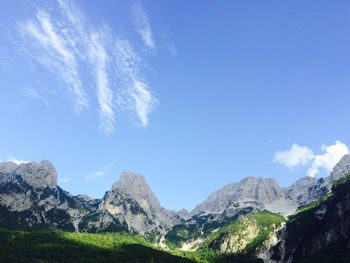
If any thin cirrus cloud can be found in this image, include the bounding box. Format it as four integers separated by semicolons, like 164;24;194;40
20;86;48;106
58;178;70;183
131;1;155;50
85;170;106;180
16;0;157;134
18;11;89;112
274;141;349;177
114;38;156;126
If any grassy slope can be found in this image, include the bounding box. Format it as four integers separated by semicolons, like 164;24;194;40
201;211;285;252
2;210;324;263
181;211;285;263
0;229;194;263
0;210;283;263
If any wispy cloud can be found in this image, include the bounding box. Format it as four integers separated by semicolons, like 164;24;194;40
85;160;118;180
85;170;105;180
20;86;48;105
274;141;349;177
88;31;116;133
114;39;156;126
58;178;70;183
131;1;155;49
15;0;159;133
6;154;30;165
18;11;88;112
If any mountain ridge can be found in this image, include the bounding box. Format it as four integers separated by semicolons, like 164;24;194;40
0;154;349;243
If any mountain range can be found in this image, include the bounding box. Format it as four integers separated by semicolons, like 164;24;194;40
0;154;350;262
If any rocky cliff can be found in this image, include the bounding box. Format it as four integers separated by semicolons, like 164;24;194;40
0;162;187;240
79;172;181;240
0;160;90;231
265;174;350;262
165;154;350;249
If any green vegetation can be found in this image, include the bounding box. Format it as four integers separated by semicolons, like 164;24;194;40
201;210;285;253
0;212;283;263
294;192;332;216
0;229;193;263
165;207;255;249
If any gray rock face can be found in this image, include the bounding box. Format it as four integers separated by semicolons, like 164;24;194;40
0;163;187;239
329;154;350;182
267;173;350;262
81;172;182;239
0;160;57;189
112;172;162;216
192;177;285;215
0;161;91;231
1;154;350;245
192;154;350;218
285;176;318;205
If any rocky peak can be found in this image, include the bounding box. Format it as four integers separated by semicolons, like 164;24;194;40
111;172;161;213
112;172;147;191
285;176;318;204
0;160;57;189
192;177;284;215
329;154;350;182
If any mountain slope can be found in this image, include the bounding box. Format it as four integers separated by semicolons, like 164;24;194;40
0;160;91;231
79;172;183;240
0;229;194;263
1;154;349;251
266;174;350;262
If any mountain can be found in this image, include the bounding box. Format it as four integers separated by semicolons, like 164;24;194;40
0;163;184;240
259;174;350;262
193;155;350;217
0;154;349;258
0;160;92;231
165;154;350;250
79;172;182;240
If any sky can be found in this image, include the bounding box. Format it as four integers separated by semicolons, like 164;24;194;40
0;0;350;211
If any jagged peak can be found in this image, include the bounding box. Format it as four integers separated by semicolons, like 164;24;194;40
289;176;317;187
240;176;278;185
112;171;148;191
110;171;162;211
329;154;350;182
0;159;57;189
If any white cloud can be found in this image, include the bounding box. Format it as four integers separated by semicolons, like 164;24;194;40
274;144;314;168
307;141;349;177
16;0;158;133
19;11;89;112
274;141;349;177
131;2;155;49
88;31;115;134
114;39;156;126
6;154;30;165
20;86;48;105
85;170;105;180
58;178;70;183
85;160;117;180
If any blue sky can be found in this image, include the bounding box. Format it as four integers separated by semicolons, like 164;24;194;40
0;0;350;211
